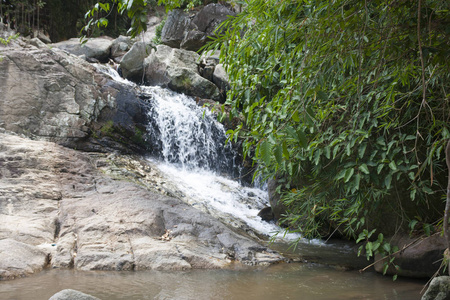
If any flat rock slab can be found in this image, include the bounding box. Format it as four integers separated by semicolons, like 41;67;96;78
0;133;283;279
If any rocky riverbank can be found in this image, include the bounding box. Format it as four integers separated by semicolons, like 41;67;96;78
0;132;283;280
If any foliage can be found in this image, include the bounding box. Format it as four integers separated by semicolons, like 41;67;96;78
206;0;450;254
152;15;166;44
82;0;152;40
0;32;19;45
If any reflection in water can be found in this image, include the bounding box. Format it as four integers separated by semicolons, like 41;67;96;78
0;263;425;300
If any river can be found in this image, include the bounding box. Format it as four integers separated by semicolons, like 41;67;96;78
0;264;425;300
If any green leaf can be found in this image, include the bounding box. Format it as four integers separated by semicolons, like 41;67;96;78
388;161;397;171
359;164;370;174
344;168;354;183
377;164;384;174
385;174;392;189
260;140;272;165
297;129;307;148
282;141;290;159
292;111;300;122
274;144;283;165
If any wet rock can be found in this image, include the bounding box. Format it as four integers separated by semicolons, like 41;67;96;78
374;233;446;278
49;289;101;300
53;37;113;63
258;207;275;222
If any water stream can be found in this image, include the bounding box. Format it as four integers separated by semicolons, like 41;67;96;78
0;65;427;299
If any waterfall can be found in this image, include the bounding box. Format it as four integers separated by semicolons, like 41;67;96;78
143;86;238;175
96;64;306;241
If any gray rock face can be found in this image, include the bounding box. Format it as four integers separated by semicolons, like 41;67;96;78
49;289;101;300
110;35;134;62
0;38;150;153
213;63;230;101
53;37;113;63
119;41;151;82
144;45;220;100
161;4;235;52
0;133;283;279
422;276;450;300
160;9;191;48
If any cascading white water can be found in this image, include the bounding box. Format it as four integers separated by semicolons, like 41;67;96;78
96;64;308;241
143;86;238;175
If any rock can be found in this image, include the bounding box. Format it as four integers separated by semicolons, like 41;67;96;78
181;3;235;51
422;276;450;300
110;35;134;62
0;133;283;279
167;68;221;101
0;239;49;280
160;4;235;52
268;177;287;222
213;63;230;101
52;37;113;63
160;9;190;48
144;45;221;101
180;29;207;51
119;41;151;82
29;37;47;49
191;4;235;37
0;39;150;154
258;207;274;222
49;289;100;300
374;233;446;278
36;30;52;44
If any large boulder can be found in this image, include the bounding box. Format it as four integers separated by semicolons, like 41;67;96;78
374;233;446;278
422;276;450;300
52;37;113;63
160;4;235;52
0;38;150;154
0;133;283;279
144;45;221;101
119;41;152;82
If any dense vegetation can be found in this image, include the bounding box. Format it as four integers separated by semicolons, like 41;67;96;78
0;0;132;41
208;0;450;262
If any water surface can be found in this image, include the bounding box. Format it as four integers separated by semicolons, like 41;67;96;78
0;263;425;300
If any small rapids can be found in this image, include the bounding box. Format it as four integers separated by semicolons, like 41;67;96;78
96;64;308;242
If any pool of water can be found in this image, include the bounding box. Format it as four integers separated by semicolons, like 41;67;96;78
0;263;426;300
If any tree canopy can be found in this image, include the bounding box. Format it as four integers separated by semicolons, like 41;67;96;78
209;0;449;260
